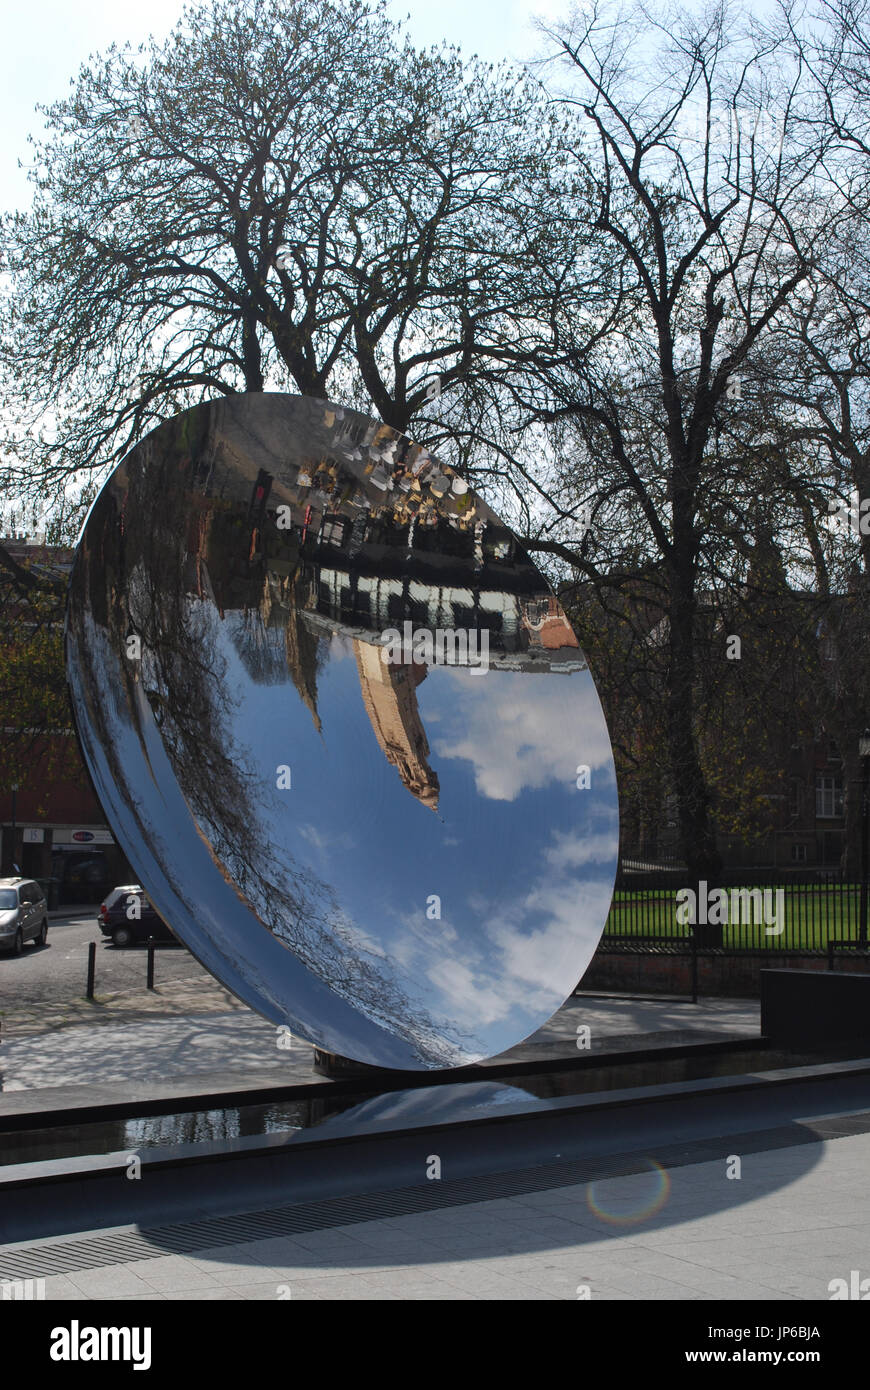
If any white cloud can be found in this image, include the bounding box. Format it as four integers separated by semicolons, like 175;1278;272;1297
426;958;512;1029
545;828;620;870
429;669;614;801
393;820;619;1035
298;823;355;854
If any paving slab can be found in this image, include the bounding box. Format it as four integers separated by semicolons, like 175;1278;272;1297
0;990;761;1123
8;1129;864;1300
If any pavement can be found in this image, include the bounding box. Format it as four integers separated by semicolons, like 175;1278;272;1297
0;973;245;1047
4;968;870;1305
0;910;210;1017
0;905;762;1113
0;984;761;1111
19;1128;870;1300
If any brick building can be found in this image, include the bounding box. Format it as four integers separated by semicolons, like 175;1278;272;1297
0;537;132;903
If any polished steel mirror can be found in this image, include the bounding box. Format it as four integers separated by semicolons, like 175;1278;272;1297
66;394;619;1069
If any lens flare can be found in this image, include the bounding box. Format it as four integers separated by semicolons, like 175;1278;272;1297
587;1159;670;1225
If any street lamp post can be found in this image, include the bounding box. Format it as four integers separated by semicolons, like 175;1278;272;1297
859;730;870;947
9;783;18;876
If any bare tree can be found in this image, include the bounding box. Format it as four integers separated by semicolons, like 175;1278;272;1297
486;0;841;879
0;0;563;522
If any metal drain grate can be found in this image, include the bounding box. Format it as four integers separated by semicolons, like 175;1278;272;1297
1;1113;866;1279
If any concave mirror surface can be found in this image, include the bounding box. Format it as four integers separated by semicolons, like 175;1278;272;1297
66;394;619;1068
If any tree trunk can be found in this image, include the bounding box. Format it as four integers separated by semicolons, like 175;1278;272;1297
667;555;722;884
241;310;264;393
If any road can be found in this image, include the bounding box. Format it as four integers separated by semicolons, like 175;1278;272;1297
0;913;211;1009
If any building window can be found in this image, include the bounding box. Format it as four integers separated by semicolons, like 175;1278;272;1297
319;515;349;547
789;779;803;819
791;843;807;863
816;774;844;819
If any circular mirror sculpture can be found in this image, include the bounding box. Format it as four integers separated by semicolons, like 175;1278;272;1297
66;394;619;1069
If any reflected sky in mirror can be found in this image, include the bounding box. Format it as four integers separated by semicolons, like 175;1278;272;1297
66;394;619;1069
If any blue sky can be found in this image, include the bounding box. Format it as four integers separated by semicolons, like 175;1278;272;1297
217;618;619;1059
67;594;618;1067
0;0;566;216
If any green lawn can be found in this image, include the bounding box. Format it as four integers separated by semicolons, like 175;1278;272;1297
604;884;868;950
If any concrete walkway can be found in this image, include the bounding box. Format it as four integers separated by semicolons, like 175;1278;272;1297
0;990;760;1106
31;1127;869;1300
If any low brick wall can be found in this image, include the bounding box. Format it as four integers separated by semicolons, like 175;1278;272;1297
582;950;870;998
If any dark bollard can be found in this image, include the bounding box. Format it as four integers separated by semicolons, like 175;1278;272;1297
146;940;155;990
86;941;96;1000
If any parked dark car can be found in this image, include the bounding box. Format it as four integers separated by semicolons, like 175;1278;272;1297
98;885;177;948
